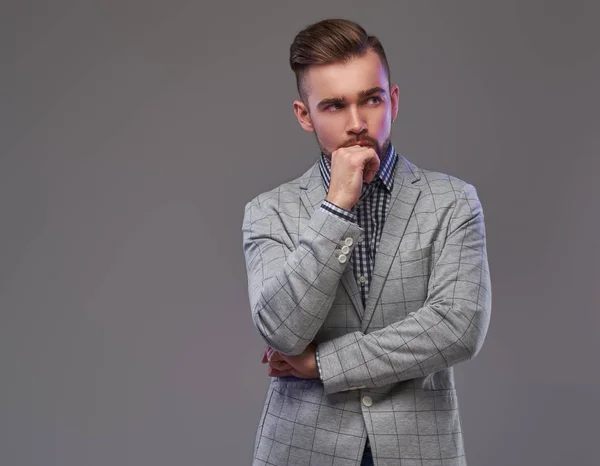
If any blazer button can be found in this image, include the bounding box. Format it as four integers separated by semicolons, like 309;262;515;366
362;396;373;407
338;254;347;264
344;237;354;247
341;245;350;255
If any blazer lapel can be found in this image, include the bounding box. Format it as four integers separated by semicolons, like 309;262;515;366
360;154;422;331
299;162;365;318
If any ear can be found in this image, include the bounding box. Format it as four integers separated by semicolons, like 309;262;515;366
293;99;314;132
390;84;399;122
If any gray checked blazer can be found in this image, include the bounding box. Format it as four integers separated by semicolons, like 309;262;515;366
242;151;491;465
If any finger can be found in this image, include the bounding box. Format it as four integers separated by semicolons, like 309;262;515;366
261;348;269;364
269;349;285;363
270;360;293;370
364;166;378;183
363;154;380;181
268;367;295;377
365;149;380;168
346;144;374;151
276;351;290;362
271;360;287;369
266;347;278;362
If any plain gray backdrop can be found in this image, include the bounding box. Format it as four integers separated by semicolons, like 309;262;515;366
2;1;599;465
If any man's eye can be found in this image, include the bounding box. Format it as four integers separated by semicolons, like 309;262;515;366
367;96;382;104
325;104;342;111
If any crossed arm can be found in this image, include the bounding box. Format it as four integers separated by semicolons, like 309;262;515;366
243;184;491;394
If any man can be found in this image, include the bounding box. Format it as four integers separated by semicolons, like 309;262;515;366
242;18;491;466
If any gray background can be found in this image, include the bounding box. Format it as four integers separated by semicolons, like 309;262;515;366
2;1;599;465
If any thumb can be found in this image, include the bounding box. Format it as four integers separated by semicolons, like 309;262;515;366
364;167;377;184
363;157;379;184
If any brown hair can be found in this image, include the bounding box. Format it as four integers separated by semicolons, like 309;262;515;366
289;19;391;104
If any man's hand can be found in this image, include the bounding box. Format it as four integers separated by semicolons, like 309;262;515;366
261;343;320;379
261;346;294;376
326;145;380;210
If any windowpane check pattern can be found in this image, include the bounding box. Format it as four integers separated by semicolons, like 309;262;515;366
242;148;491;465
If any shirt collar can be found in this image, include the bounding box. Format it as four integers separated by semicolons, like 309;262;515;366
319;143;398;194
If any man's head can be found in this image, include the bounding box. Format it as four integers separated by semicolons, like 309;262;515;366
290;19;399;160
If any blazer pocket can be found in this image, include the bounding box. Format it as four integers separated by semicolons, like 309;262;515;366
388;242;439;281
386;241;441;310
397;240;440;263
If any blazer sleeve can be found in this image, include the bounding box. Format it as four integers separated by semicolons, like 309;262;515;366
316;183;492;394
242;198;364;355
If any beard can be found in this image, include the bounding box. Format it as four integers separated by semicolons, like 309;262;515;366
315;131;392;163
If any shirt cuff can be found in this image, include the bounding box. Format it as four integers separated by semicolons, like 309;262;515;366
315;348;323;381
320;200;357;223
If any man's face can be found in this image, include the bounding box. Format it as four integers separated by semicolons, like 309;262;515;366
293;49;399;161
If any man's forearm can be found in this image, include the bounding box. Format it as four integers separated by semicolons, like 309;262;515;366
243;199;363;355
316;183;491;394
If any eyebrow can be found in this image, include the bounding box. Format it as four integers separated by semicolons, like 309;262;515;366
316;87;386;110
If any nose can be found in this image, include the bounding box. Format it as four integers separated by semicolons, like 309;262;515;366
346;106;367;134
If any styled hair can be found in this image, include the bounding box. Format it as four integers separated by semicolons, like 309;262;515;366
289;19;391;104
